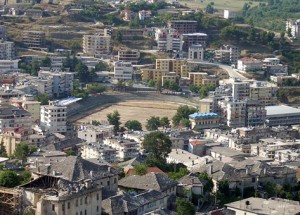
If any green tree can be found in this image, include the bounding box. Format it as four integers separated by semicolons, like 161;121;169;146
172;105;197;126
206;3;215;14
19;171;32;184
107;110;121;134
198;172;214;193
14;143;30;160
179;118;191;128
0;171;20;187
125;120;143;131
75;62;90;83
65;149;76;156
133;164;147;176
114;30;123;43
146;116;161;131
31;60;40;76
142;131;172;159
87;84;106;94
35;94;50;105
160;117;170;128
148;80;155;87
168;168;189;180
0;142;7;157
91;120;101;126
95;61;110;71
277;89;289;103
176;198;195;215
40;57;51;67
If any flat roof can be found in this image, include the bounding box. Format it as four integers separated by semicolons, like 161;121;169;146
189;112;218;119
266;105;300;117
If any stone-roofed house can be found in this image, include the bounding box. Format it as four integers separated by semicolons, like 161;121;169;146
118;173;178;199
178;173;203;198
102;190;168;215
31;156;118;198
191;159;297;193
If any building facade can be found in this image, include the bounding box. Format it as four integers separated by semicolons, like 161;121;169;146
83;35;111;57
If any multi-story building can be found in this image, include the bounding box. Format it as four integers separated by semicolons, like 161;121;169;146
263;57;288;76
237;57;263;72
0;41;15;60
188;44;204;61
103;137;139;161
117;49;140;64
38;69;74;97
286;19;300;38
155;28;183;52
0;59;19;73
230;78;250;100
0;25;7;41
189;112;220;130
168;20;197;34
81;143;118;163
156;58;187;76
249;81;277;106
246;100;266;127
265;105;300;126
40;101;67;133
22;31;45;48
214;45;240;64
180;64;194;77
188;72;218;87
162;72;178;86
114;61;133;80
83;35;111;57
35;78;53;97
138;10;151;20
219;97;246;128
181;33;207;51
78;124;114;143
140;68;168;82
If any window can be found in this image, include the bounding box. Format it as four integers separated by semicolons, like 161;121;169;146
85;210;87;215
107;181;110;186
97;206;99;212
68;202;70;209
76;199;78;207
52;204;55;211
114;178;117;184
62;204;65;211
80;212;82;215
97;193;99;200
85;197;88;204
80;198;82;205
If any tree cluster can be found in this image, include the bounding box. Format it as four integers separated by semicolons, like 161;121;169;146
189;85;217;99
172;105;197;126
146;116;170;131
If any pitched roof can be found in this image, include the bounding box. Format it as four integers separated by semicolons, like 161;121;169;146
118;173;178;192
32;156;117;181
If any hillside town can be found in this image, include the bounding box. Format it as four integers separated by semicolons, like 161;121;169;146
0;0;300;214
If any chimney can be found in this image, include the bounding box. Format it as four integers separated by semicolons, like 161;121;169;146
263;167;267;175
53;170;56;176
108;167;111;172
205;157;208;164
90;170;93;177
246;168;249;175
84;179;92;189
209;165;213;175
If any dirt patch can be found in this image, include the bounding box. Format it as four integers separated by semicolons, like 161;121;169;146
75;101;180;129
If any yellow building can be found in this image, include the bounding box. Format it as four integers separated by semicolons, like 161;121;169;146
156;59;187;76
162;72;178;86
181;64;194;77
0;128;29;156
188;72;209;86
202;76;219;86
141;69;168;83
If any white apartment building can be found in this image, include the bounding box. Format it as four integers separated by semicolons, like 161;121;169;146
250;81;277;106
214;45;240;64
286;19;300;38
0;41;15;60
263;57;288;75
230;78;250;100
138;10;151;20
35;78;53;97
0;25;7;41
81;143;117;163
40;101;67;133
219;97;246;128
103;138;139;161
114;61;133;80
155;28;183;52
0;59;19;73
237;57;263;71
38;69;74;97
83;35;111;57
78;124;114;143
188;44;204;61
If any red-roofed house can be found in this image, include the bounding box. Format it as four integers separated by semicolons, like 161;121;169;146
125;166;166;176
237;57;263;71
139;10;152;20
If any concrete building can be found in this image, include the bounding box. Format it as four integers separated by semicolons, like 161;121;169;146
181;33;207;51
189;72;218;87
263;57;288;76
81;143;117;163
20;175;102;215
0;41;15;60
265;105;300;126
22;31;45;48
155;28;183;52
237;57;263;72
113;61;133;80
226;197;300;215
38;69;74;97
214;45;240;64
231;78;250;100
0;59;19;73
168;20;197;34
162;72;178;86
156;59;187;76
189;112;220;130
286;19;300;38
78;125;114;143
223;10;236;19
40;101;67;133
35;78;53;97
117;49;140;64
0;25;7;41
138;10;151;20
140;68;168;82
188;44;204;61
24;9;43;18
249;81;277;106
246;100;266;127
83;35;111;57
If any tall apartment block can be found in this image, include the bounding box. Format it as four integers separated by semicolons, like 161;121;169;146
114;61;133;80
40;101;67;134
22;31;45;48
214;45;240;64
181;33;207;51
0;25;7;41
0;41;15;60
167;20;197;34
83;35;111;57
117;49;140;64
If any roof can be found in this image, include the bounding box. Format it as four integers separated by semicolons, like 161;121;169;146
266;105;300;117
118;173;178;192
102;190;166;214
225;197;300;215
32;156;118;181
179;173;202;186
125;167;166;176
209;146;246;157
189;112;218;119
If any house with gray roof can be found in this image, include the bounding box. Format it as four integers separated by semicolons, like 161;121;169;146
102;190;168;215
31;156;118;198
178;173;203;198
